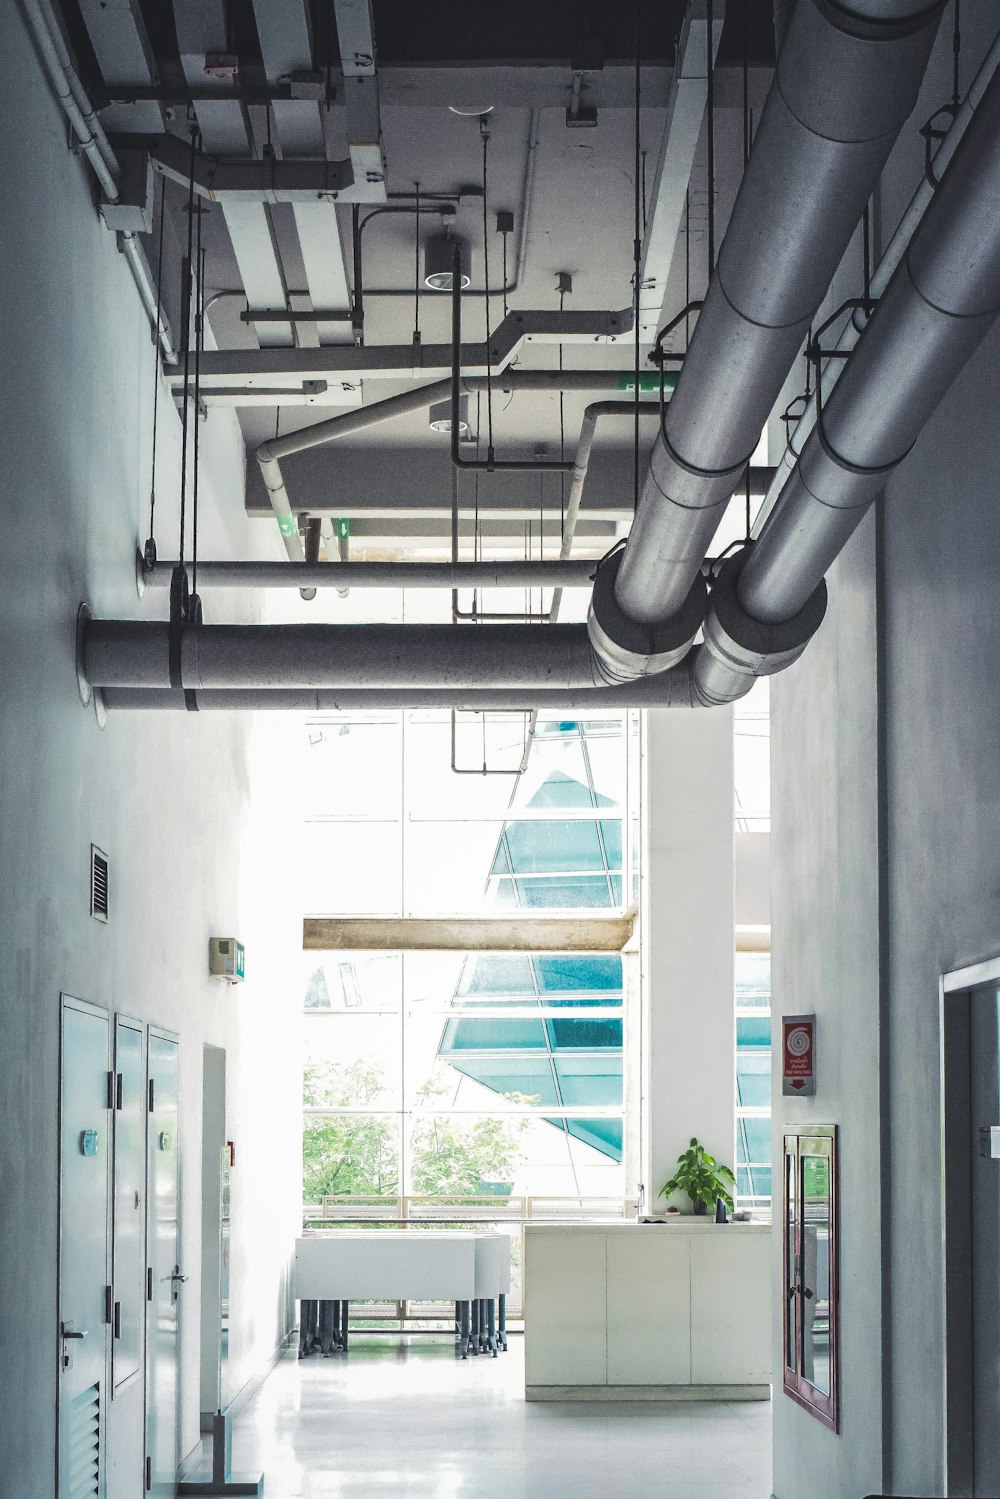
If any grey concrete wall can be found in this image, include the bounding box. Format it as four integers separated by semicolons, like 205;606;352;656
0;12;302;1498
770;6;1000;1495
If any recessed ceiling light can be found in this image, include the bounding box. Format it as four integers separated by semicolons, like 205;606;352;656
429;396;470;434
448;105;495;117
424;235;472;291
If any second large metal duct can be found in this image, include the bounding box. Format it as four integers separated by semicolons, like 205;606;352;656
693;57;1000;706
82;621;604;691
587;0;943;681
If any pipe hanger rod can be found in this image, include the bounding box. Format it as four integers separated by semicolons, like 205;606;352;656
142;559;601;590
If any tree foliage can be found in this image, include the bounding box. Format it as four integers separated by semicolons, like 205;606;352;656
302;1059;534;1203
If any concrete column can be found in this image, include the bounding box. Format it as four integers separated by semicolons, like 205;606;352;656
641;706;735;1209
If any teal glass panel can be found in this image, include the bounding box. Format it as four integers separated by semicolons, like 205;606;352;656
736;1052;771;1107
484;876;518;909
558;1117;623;1160
610;874;623;906
553;1059;623;1108
598;818;623;869
736;1015;772;1048
736;1164;772;1199
448;1056;557;1104
533;956;622;994
504;819;605;874
737;1115;771;1164
458;955;535;996
545;1017;622;1049
490;843;511;876
517;875;610;909
439;1017;547;1052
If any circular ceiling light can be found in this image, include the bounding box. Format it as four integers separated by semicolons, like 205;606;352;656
429;396;470;434
448;104;495;117
424;234;472;291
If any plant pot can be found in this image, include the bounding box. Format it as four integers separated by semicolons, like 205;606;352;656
692;1200;708;1216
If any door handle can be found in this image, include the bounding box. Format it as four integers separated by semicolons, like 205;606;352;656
61;1324;88;1339
170;1274;188;1283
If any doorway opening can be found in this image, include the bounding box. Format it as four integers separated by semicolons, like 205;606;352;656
200;1045;229;1430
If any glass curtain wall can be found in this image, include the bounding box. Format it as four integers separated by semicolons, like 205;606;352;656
302;713;636;1207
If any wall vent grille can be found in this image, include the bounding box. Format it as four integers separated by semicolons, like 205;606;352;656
90;846;109;922
67;1381;100;1499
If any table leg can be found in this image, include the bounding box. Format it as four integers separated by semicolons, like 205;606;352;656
332;1297;342;1349
460;1299;471;1359
470;1297;480;1356
319;1300;337;1357
340;1299;349;1352
487;1297;498;1357
297;1299;314;1359
498;1293;507;1351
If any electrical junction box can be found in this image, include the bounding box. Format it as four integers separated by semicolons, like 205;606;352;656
210;938;245;984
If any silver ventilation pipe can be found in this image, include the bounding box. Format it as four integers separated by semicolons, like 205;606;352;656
693;57;1000;706
98;671;699;712
755;25;1000;538
587;0;944;683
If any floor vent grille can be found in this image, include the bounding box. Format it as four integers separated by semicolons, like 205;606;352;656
90;846;109;922
67;1381;100;1499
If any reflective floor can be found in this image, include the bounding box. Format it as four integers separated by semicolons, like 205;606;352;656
217;1332;773;1498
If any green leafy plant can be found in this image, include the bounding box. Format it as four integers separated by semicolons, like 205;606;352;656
658;1137;736;1215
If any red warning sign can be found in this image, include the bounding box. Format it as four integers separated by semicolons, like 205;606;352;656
782;1015;816;1096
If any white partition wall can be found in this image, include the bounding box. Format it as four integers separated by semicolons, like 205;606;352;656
641;708;736;1206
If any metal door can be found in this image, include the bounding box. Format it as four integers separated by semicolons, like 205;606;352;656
112;1018;145;1393
145;1029;181;1497
59;996;112;1499
971;986;1000;1495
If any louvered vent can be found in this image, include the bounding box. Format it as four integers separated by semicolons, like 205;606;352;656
67;1381;100;1499
90;846;109;923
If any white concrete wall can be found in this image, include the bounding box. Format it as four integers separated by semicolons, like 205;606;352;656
642;708;735;1205
769;6;1000;1495
0;13;302;1498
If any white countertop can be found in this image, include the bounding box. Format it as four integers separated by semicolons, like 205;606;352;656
524;1220;771;1234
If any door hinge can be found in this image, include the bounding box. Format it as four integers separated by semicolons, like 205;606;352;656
147;1267;153;1302
113;1300;121;1339
148;1078;155;1113
145;1454;152;1491
115;1072;123;1110
107;1071;116;1110
105;1285;114;1324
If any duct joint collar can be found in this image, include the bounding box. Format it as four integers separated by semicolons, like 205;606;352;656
588;550;706;684
695;549;827;704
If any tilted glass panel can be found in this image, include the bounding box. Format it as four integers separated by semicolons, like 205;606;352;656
736;1014;772;1049
458;955;536;997
534;955;622;995
504;819;606;875
736;1052;771;1107
446;1056;557;1106
545;1017;623;1049
516;875;611;909
439;1017;548;1052
552;1056;624;1108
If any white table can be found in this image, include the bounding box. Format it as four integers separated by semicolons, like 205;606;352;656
295;1231;511;1358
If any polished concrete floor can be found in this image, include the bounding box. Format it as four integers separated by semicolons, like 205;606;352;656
218;1332;773;1498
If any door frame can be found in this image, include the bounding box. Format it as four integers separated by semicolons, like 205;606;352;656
58;992;113;1499
940;955;1000;1498
145;1023;181;1497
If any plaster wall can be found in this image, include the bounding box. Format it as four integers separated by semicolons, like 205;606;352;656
769;6;1000;1495
0;13;302;1498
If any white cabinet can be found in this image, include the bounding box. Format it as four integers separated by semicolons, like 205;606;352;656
524;1223;772;1399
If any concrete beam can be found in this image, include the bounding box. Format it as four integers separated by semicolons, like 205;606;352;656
302;912;637;952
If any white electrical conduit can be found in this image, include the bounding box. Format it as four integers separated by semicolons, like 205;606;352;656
23;0;119;200
755;26;1000;538
22;0;178;363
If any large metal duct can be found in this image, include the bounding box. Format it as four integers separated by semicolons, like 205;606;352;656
82;621;606;691
587;0;944;682
694;58;1000;706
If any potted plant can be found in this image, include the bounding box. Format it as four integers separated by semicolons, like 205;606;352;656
658;1138;736;1217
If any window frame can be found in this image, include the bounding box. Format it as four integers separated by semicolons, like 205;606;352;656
782;1125;839;1431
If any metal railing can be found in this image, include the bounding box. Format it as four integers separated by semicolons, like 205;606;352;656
301;1194;640;1321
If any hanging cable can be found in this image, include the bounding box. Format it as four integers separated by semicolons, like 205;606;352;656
481;115;495;459
413;181;421;343
633;0;642;514
176;128;197;584
502;232;509;322
190;217;205;615
144;174;167;569
559;287;566;543
952;0;962;109
742;0;750;168
706;0;716;275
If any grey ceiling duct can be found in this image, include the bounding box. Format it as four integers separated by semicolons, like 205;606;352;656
587;0;944;683
693;59;1000;706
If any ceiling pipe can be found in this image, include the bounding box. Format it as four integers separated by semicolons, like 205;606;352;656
23;0;120;199
142;559;600;590
587;0;945;682
754;24;1000;538
693;58;1000;706
81;621;606;691
97;669;699;712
